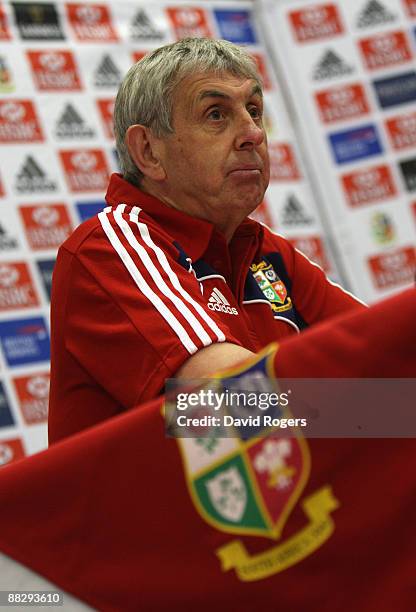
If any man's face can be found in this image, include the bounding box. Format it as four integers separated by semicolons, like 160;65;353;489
154;71;270;236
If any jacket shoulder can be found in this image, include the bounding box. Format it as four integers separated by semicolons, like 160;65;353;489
60;207;177;257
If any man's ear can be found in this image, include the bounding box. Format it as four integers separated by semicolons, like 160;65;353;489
125;124;166;181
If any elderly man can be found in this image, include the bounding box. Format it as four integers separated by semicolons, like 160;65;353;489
48;38;363;443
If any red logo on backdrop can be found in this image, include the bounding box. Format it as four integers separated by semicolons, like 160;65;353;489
368;247;416;289
289;236;330;272
359;31;412;70
315;83;370;123
249;199;273;227
66;3;118;42
403;0;416;18
0;262;39;310
0;3;11;40
27;50;82;91
13;372;49;425
166;7;212;39
19;203;73;250
96;99;115;139
59;149;110;192
249;52;272;90
289;4;343;42
0;174;4;197
269;143;301;181
341;165;397;207
131;51;148;63
0;100;43;143
0;439;25;467
385;111;416;150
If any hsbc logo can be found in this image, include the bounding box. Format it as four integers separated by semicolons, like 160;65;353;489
0;4;11;41
327;88;354;105
369;36;396;54
395;115;416;133
71;150;97;170
166;7;212;38
249;53;271;90
290;236;330;272
33;206;59;227
300;7;329;26
368;247;416;289
60;148;109;192
353;169;379;188
19;204;72;250
13;372;49;424
27;49;82;91
289;4;344;42
27;374;49;399
0;101;25;122
175;9;200;27
386;112;416;150
404;0;416;18
342;165;396;207
96;98;115;139
39;51;66;72
0;262;39;310
0;264;19;287
0;100;43;143
76;5;102;24
0;443;13;465
102;100;114;115
0;439;25;464
315;83;370;123
269;143;300;181
207;287;238;315
380;251;409;270
359;31;412;70
68;3;118;42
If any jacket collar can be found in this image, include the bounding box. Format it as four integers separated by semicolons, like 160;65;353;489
105;173;263;261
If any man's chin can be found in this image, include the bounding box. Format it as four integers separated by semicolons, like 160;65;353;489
231;185;267;212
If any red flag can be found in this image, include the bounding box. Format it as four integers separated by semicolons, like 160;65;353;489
0;289;414;611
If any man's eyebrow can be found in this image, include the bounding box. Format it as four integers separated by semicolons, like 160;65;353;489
197;84;263;102
198;89;230;101
251;84;263;98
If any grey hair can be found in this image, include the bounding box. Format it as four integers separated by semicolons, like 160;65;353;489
114;37;263;186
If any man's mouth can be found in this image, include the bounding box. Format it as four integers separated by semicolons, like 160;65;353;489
228;165;262;176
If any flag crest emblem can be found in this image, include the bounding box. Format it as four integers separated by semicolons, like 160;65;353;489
250;260;292;312
174;346;339;580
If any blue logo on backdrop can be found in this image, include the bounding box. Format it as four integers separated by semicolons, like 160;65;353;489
0;317;50;367
0;381;14;428
373;71;416;109
36;259;55;301
214;10;257;44
76;201;105;222
328;124;383;164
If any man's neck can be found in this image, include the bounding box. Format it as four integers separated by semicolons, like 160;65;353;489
138;178;241;243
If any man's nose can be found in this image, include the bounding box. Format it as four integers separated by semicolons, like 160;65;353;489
234;112;265;150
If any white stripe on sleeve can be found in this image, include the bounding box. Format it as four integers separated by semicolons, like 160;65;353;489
113;204;218;347
129;205;226;342
98;209;199;354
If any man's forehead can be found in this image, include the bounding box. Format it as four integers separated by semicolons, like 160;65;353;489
182;72;262;103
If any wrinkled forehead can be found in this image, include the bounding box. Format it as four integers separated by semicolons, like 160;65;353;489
174;70;263;109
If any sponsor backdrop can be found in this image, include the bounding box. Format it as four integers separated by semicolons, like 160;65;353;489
0;0;338;460
259;0;416;301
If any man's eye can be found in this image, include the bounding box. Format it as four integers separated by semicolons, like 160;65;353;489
207;108;224;120
248;106;262;119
